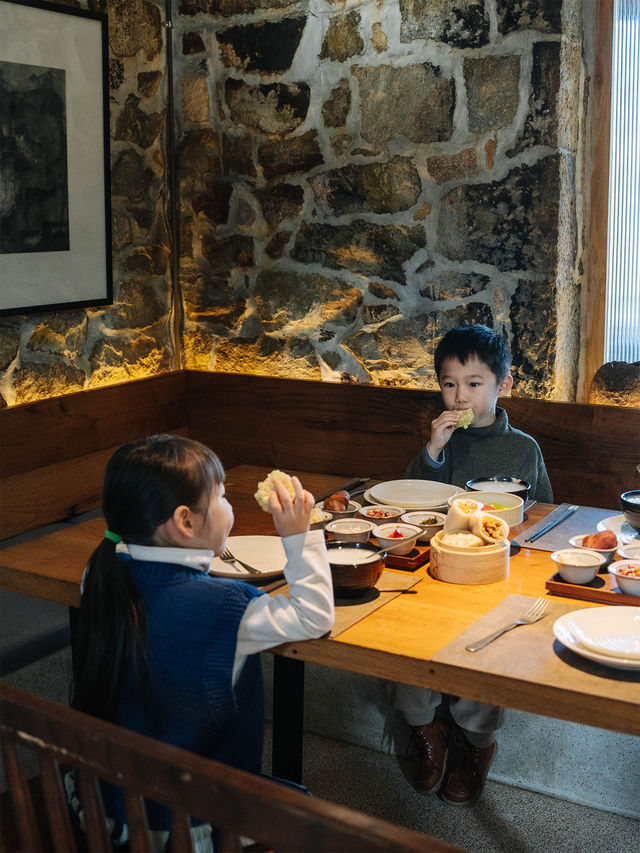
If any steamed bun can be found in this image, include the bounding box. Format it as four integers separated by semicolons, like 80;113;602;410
441;531;485;547
456;408;474;429
254;469;295;512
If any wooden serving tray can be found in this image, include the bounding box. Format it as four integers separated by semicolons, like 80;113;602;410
379;542;431;571
546;572;640;607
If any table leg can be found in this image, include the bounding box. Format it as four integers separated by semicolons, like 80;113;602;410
271;656;304;784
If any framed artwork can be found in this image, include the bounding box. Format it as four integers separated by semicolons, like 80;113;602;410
0;0;112;316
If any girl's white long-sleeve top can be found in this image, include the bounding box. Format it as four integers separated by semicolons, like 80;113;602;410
126;528;334;682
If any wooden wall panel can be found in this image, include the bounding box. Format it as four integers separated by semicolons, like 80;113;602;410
1;370;637;540
184;371;440;480
0;373;188;537
0;373;186;479
186;372;639;511
501;397;639;509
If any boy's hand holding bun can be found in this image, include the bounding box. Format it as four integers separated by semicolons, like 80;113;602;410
255;470;314;538
427;408;475;460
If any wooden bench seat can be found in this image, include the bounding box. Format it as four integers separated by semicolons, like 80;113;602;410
0;684;458;853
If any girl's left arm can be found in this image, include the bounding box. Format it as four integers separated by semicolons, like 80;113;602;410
235;529;334;655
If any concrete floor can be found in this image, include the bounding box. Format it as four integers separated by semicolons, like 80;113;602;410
262;725;640;853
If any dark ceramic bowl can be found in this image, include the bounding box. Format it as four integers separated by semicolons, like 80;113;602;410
466;476;530;501
326;541;385;597
621;490;640;529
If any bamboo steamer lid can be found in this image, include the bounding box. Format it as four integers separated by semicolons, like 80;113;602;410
429;530;509;584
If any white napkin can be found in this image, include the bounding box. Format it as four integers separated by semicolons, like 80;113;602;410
567;619;640;660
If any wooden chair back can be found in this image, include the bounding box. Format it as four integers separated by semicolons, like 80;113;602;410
0;685;459;853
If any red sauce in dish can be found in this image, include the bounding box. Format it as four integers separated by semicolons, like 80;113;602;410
365;509;395;518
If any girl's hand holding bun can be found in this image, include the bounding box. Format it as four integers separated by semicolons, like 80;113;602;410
269;475;314;538
255;469;314;538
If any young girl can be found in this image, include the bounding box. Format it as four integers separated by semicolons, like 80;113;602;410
69;434;334;850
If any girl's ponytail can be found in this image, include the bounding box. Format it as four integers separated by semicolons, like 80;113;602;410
71;535;147;721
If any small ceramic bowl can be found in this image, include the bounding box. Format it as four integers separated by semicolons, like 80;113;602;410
551;548;605;584
616;541;640;561
569;534;617;568
448;491;523;527
310;509;332;530
608;560;640;596
400;511;446;543
621;490;640;529
325;517;375;543
317;499;361;519
357;504;404;524
373;522;422;555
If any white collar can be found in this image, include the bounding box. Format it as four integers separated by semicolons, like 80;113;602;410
125;543;214;574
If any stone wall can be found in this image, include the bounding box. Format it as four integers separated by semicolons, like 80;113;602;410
175;0;585;398
1;1;594;406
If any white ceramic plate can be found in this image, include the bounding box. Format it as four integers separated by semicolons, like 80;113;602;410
208;535;286;581
597;514;640;544
362;489;451;512
553;607;640;669
367;480;463;510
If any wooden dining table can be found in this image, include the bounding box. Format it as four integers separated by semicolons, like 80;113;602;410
1;464;639;783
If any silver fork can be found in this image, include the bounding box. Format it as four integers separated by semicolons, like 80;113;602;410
220;548;261;575
466;597;549;652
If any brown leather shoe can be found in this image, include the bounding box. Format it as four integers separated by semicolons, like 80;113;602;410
410;717;451;794
440;731;497;807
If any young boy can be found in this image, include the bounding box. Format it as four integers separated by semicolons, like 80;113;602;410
395;324;553;807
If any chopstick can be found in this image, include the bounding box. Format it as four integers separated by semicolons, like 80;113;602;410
524;504;578;542
316;478;368;503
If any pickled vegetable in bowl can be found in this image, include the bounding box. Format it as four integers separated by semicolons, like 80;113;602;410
373;523;422;555
400;511;445;542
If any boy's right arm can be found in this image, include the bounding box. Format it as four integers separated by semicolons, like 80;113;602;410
427;410;462;461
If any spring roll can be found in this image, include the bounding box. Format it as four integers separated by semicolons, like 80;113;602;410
469;510;509;544
444;497;483;532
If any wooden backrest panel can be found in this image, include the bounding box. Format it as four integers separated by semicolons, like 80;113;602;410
0;372;186;479
186;372;639;510
0;373;187;539
1;370;638;540
185;371;439;478
0;684;458;853
501;396;639;509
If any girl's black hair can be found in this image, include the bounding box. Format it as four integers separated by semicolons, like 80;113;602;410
71;434;225;721
434;324;512;383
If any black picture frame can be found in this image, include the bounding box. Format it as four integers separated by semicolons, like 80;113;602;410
0;0;112;317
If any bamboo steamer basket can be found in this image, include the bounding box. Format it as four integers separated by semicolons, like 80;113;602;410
429;530;509;584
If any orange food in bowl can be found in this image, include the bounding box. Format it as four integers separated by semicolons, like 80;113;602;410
323;491;350;512
582;530;617;549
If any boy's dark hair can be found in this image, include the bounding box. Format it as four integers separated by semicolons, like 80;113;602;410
434;324;511;382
